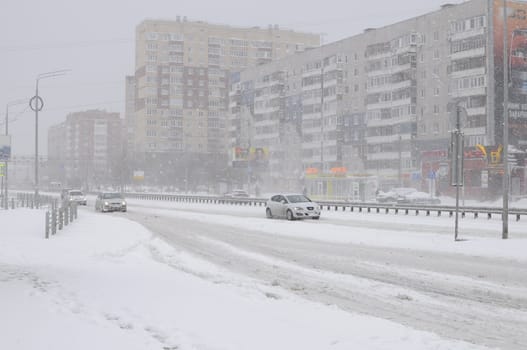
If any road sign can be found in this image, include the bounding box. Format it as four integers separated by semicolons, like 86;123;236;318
0;135;11;161
29;95;44;112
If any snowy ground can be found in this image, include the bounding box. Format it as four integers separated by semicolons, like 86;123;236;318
1;200;525;349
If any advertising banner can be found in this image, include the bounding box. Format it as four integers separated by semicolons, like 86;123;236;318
133;170;144;181
0;135;11;161
232;147;269;169
494;0;527;147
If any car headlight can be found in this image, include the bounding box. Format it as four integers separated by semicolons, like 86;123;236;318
122;201;126;206
294;207;304;211
104;201;109;206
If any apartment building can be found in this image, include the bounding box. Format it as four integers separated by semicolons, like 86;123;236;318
230;0;527;198
47;110;123;189
131;17;320;185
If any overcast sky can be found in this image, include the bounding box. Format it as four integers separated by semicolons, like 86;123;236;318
1;0;455;156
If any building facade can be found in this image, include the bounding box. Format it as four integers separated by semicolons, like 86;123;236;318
130;18;319;189
230;0;527;199
47;110;123;190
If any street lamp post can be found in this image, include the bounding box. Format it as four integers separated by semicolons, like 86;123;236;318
3;99;27;209
30;70;69;207
502;0;510;239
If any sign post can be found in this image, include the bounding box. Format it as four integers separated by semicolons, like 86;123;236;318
450;106;465;241
0;135;11;209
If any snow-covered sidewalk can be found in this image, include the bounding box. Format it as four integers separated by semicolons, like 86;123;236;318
0;208;490;349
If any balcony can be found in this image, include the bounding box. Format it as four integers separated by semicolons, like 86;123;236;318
367;114;415;127
450;47;485;61
450;87;486;98
450;67;486;79
366;97;413;111
365;133;411;144
367;79;413;94
449;27;485;42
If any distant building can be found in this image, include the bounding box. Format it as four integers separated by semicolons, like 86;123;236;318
230;0;527;199
47;110;122;189
129;17;319;188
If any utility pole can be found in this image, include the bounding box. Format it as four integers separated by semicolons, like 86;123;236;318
502;0;510;239
398;135;402;187
320;59;325;175
3;105;8;210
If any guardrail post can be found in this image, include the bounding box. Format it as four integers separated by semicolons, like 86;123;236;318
517;214;520;222
64;205;69;226
449;211;453;217
45;211;50;239
438;210;441;217
367;207;371;213
474;212;478;219
426;210;430;216
52;209;57;235
58;208;63;231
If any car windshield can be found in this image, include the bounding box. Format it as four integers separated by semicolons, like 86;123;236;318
102;193;122;199
286;195;311;203
69;191;83;196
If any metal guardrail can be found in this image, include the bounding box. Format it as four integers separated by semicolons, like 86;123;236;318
125;192;527;221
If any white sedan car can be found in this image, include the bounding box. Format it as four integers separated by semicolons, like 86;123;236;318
265;193;321;220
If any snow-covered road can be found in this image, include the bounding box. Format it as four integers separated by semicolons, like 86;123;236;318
124;199;527;350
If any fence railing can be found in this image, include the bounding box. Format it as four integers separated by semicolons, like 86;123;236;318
124;192;527;221
45;201;78;239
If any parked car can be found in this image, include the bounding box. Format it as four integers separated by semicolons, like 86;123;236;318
376;187;418;203
95;192;127;212
67;189;87;205
224;189;249;198
265;193;320;220
396;191;441;205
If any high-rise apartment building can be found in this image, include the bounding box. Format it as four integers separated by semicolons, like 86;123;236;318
48;110;123;189
230;0;527;199
130;17;320;187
